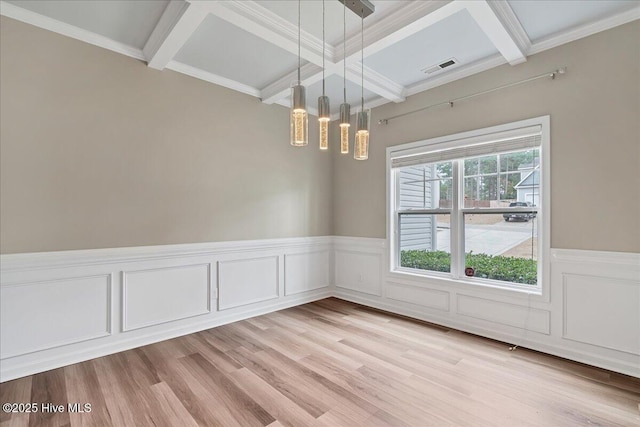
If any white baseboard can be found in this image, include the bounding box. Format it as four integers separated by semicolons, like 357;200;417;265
0;237;333;382
333;237;640;378
2;236;638;381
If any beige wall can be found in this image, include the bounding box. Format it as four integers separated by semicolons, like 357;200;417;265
2;18;639;255
0;17;332;254
333;21;640;253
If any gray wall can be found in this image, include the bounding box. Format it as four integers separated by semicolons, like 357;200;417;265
0;17;333;253
333;21;640;254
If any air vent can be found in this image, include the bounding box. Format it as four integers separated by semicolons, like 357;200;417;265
422;58;459;75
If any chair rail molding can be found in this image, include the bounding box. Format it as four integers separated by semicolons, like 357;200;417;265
1;236;638;381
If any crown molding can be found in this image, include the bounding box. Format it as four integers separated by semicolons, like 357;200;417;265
528;5;640;56
260;63;324;105
346;63;406;103
167;61;261;98
465;0;526;65
0;0;144;60
486;0;532;54
201;0;332;68
143;0;207;70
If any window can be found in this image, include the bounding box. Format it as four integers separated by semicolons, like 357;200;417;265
388;117;549;293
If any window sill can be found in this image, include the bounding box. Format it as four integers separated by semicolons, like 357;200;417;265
388;268;544;299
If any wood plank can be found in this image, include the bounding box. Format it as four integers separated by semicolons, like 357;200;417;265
1;298;638;427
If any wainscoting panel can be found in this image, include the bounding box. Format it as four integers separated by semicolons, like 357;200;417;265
385;281;449;312
284;250;330;296
0;237;332;382
335;250;382;296
563;274;640;355
0;274;111;359
333;237;640;378
1;237;638;380
217;256;279;311
122;264;211;332
456;294;550;334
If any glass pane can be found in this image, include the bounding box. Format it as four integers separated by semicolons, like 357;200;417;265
463;213;538;285
398;162;452;209
399;213;450;273
500;149;540;172
464;158;479;175
464;176;497;207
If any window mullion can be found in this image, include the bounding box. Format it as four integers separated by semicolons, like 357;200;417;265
451;160;463;279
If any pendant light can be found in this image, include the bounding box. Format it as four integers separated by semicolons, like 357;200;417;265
318;0;330;150
290;0;308;147
354;7;370;160
339;0;350;154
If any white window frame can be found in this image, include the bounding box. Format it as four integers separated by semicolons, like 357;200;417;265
386;116;550;299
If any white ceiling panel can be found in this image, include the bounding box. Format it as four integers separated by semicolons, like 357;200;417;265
508;0;638;42
306;74;379;108
2;0;637;112
5;0;168;49
259;0;412;46
365;9;499;87
174;14;302;90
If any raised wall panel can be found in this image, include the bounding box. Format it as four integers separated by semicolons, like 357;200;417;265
0;275;111;358
386;282;449;311
563;274;640;355
218;256;279;310
335;250;381;296
456;294;550;334
284;250;329;295
123;264;211;331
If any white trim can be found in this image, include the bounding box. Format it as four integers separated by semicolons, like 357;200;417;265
1;237;638;380
0;236;332;272
552;248;640;267
257;0;459;105
464;0;527;65
529;5;640;56
386;116;551;299
346;63;406;103
166;61;261;98
144;1;208;70
485;0;532;55
1;288;331;382
260;63;323;104
0;1;145;61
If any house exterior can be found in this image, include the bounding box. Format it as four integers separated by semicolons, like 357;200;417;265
515;168;540;206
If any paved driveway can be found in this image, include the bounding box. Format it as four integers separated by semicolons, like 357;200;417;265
436;220;536;255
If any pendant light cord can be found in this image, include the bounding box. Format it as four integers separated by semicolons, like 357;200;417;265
322;0;325;96
297;0;301;84
361;8;364;111
343;0;346;103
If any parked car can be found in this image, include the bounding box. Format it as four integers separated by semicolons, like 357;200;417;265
503;202;536;221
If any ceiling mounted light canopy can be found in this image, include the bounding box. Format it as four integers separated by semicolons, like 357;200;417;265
290;0;308;147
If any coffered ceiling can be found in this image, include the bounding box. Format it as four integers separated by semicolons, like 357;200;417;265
2;0;639;118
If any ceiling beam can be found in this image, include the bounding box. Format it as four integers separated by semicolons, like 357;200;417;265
144;0;208;70
346;64;406;103
260;0;454;105
201;0;329;67
260;63;324;105
485;0;532;55
464;0;527;65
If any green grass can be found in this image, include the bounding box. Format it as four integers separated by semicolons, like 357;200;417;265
400;250;537;285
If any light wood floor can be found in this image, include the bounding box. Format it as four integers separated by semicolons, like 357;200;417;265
1;298;639;427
